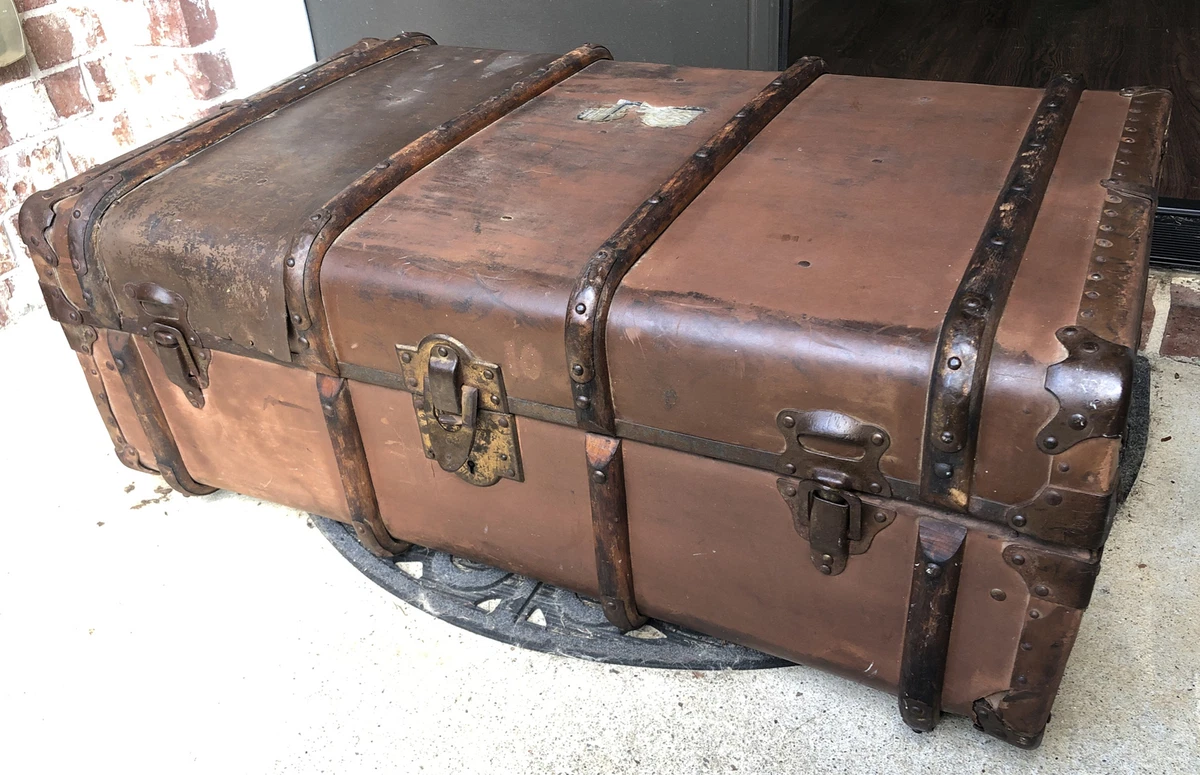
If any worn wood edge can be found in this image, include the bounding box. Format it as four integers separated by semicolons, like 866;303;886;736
584;434;646;632
21;33;437;334
316;375;411;558
898;519;968;733
563;56;827;434
105;330;216;496
920;74;1085;512
290;42;614;375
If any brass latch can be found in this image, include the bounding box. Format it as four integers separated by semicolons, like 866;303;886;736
125;282;209;408
775;409;896;575
396;335;522;487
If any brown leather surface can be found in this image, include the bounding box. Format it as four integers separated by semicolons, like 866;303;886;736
97;46;556;363
606;75;1132;511
350;381;600;596
621;439;1030;716
139;347;351;519
322;61;776;407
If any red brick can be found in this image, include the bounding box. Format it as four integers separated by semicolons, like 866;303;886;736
1161;283;1200;359
59;111;136;173
144;0;219;47
23;8;106;69
42;66;93;118
14;0;56;11
0;137;67;212
0;108;11;149
83;58;116;102
0;55;32;87
185;50;234;99
0;224;16;276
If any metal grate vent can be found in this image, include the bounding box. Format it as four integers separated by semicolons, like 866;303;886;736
1151;198;1200;272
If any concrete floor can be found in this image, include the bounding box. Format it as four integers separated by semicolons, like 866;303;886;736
1;311;1197;774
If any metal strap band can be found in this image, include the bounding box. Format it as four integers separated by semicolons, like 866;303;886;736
106;330;216;496
585;434;646;632
317;375;411;558
920;74;1084;511
898;519;967;733
286;43;613;374
60;33;436;330
564;56;827;434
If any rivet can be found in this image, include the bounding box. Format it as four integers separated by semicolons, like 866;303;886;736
1030;609;1041;619
80;344;91;354
1085;289;1100;299
310;213;323;221
990;235;1007;246
592;470;606;484
406;377;418;388
925;563;942;578
97;393;106;401
1034;584;1049;597
1095;238;1114;248
286;258;295;267
1012;554;1026;566
868;482;882;494
1068;414;1088;430
783;485;797;498
437;346;449;357
782;415;796;428
819;565;832;575
575;303;587;315
1043;436;1059;450
1094;255;1107;263
870;432;885;446
1058;462;1071;473
695;150;709;159
934;462;953;479
1012;514;1027;527
940;431;954;443
401;352;412;363
648;196;661;205
426;449;436;459
575;396;590;408
1061;326;1078;337
490;394;500;405
1081;309;1095;318
499;453;508;461
572;364;584;376
72;209;82;218
990;589;1007;601
1089;272;1104;281
483;369;495;380
874;511;887;523
298;336;309;347
1106;194;1123;204
948;356;962;370
497;417;509;428
1104;209;1118;217
1099;224;1113;232
114;358;125;368
1020;641;1033;651
291;313;302;324
783;463;796;475
821;553;833;564
1016;675;1028;685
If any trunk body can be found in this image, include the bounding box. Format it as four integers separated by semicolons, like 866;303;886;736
21;34;1170;749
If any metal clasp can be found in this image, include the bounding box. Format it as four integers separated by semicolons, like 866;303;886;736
396;335;522;487
125;282;209;408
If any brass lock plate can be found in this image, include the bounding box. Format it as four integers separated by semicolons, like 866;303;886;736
396;335;522;487
125;282;209;408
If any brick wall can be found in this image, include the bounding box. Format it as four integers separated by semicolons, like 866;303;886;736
0;0;313;328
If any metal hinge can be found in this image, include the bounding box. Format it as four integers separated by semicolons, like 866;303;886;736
124;282;209;408
395;335;522;487
775;409;895;575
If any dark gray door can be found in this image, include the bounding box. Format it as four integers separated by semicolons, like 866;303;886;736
305;0;789;70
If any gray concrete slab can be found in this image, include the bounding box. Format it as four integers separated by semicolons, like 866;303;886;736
1;312;1197;774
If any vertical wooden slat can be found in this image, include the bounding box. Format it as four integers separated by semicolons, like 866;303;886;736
317;375;411;559
898;519;968;732
585;433;646;632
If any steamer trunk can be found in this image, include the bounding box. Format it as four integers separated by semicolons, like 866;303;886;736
21;33;1171;748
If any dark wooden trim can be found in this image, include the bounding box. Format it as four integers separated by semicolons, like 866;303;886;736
585;434;646;632
317;375;411;558
563;56;826;434
287;42;613;374
898;519;968;733
106;330;217;496
920;74;1084;511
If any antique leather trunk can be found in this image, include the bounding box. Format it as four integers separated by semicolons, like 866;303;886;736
20;33;1171;748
